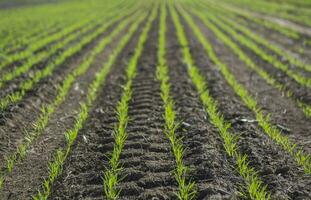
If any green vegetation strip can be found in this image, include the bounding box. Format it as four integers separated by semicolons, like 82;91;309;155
201;12;311;88
169;2;270;199
156;3;196;199
103;5;158;199
31;7;149;200
219;17;311;72
243;0;311;17
0;17;96;71
0;10;140;191
0;0;137;88
221;0;311;27
0;16;63;53
188;1;311;118
181;2;311;175
1;0;132;54
199;0;311;73
0;0;131;71
203;0;301;41
3;22;68;54
203;0;311;47
0;0;125;58
267;0;311;7
0;20;99;88
0;6;137;111
207;13;311;85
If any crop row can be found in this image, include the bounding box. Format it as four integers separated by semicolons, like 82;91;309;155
180;0;311;175
0;0;123;54
156;3;196;199
33;1;310;199
170;1;270;199
1;0;310;199
2;21;71;54
188;1;311;118
199;0;311;72
32;2;153;199
0;1;144;190
203;0;311;46
102;4;158;199
0;4;137;111
0;16;97;71
0;0;134;72
240;0;311;17
219;0;311;27
215;13;311;73
0;1;139;89
265;0;311;7
208;14;311;89
0;19;98;88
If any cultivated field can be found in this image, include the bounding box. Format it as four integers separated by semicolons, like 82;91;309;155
0;0;310;199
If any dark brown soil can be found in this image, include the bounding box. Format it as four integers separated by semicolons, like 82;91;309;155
190;13;311;154
0;19;128;200
115;18;177;200
0;21;104;96
49;17;150;200
218;19;311;77
166;12;243;199
0;21;130;200
0;20;121;168
206;21;311;107
4;25;65;54
235;15;311;64
0;2;310;200
181;10;311;199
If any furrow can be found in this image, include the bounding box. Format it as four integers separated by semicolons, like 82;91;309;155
30;5;151;199
0;2;125;72
0;19;111;193
48;12;144;199
155;3;196;199
177;2;311;199
0;21;114;167
0;9;140;194
203;1;311;63
220;0;311;28
0;18;100;88
169;1;270;199
183;3;311;149
0;6;136;111
1;0;131;54
206;14;311;89
201;14;311;118
0;4;136;164
102;5;160;199
179;1;311;175
165;6;243;199
210;9;311;73
0;1;138;89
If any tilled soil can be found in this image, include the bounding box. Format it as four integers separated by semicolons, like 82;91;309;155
0;20;125;199
115;19;177;200
1;2;310;200
0;20;119;169
49;18;149;200
166;13;243;199
181;11;311;199
236;15;311;63
189;14;311;154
